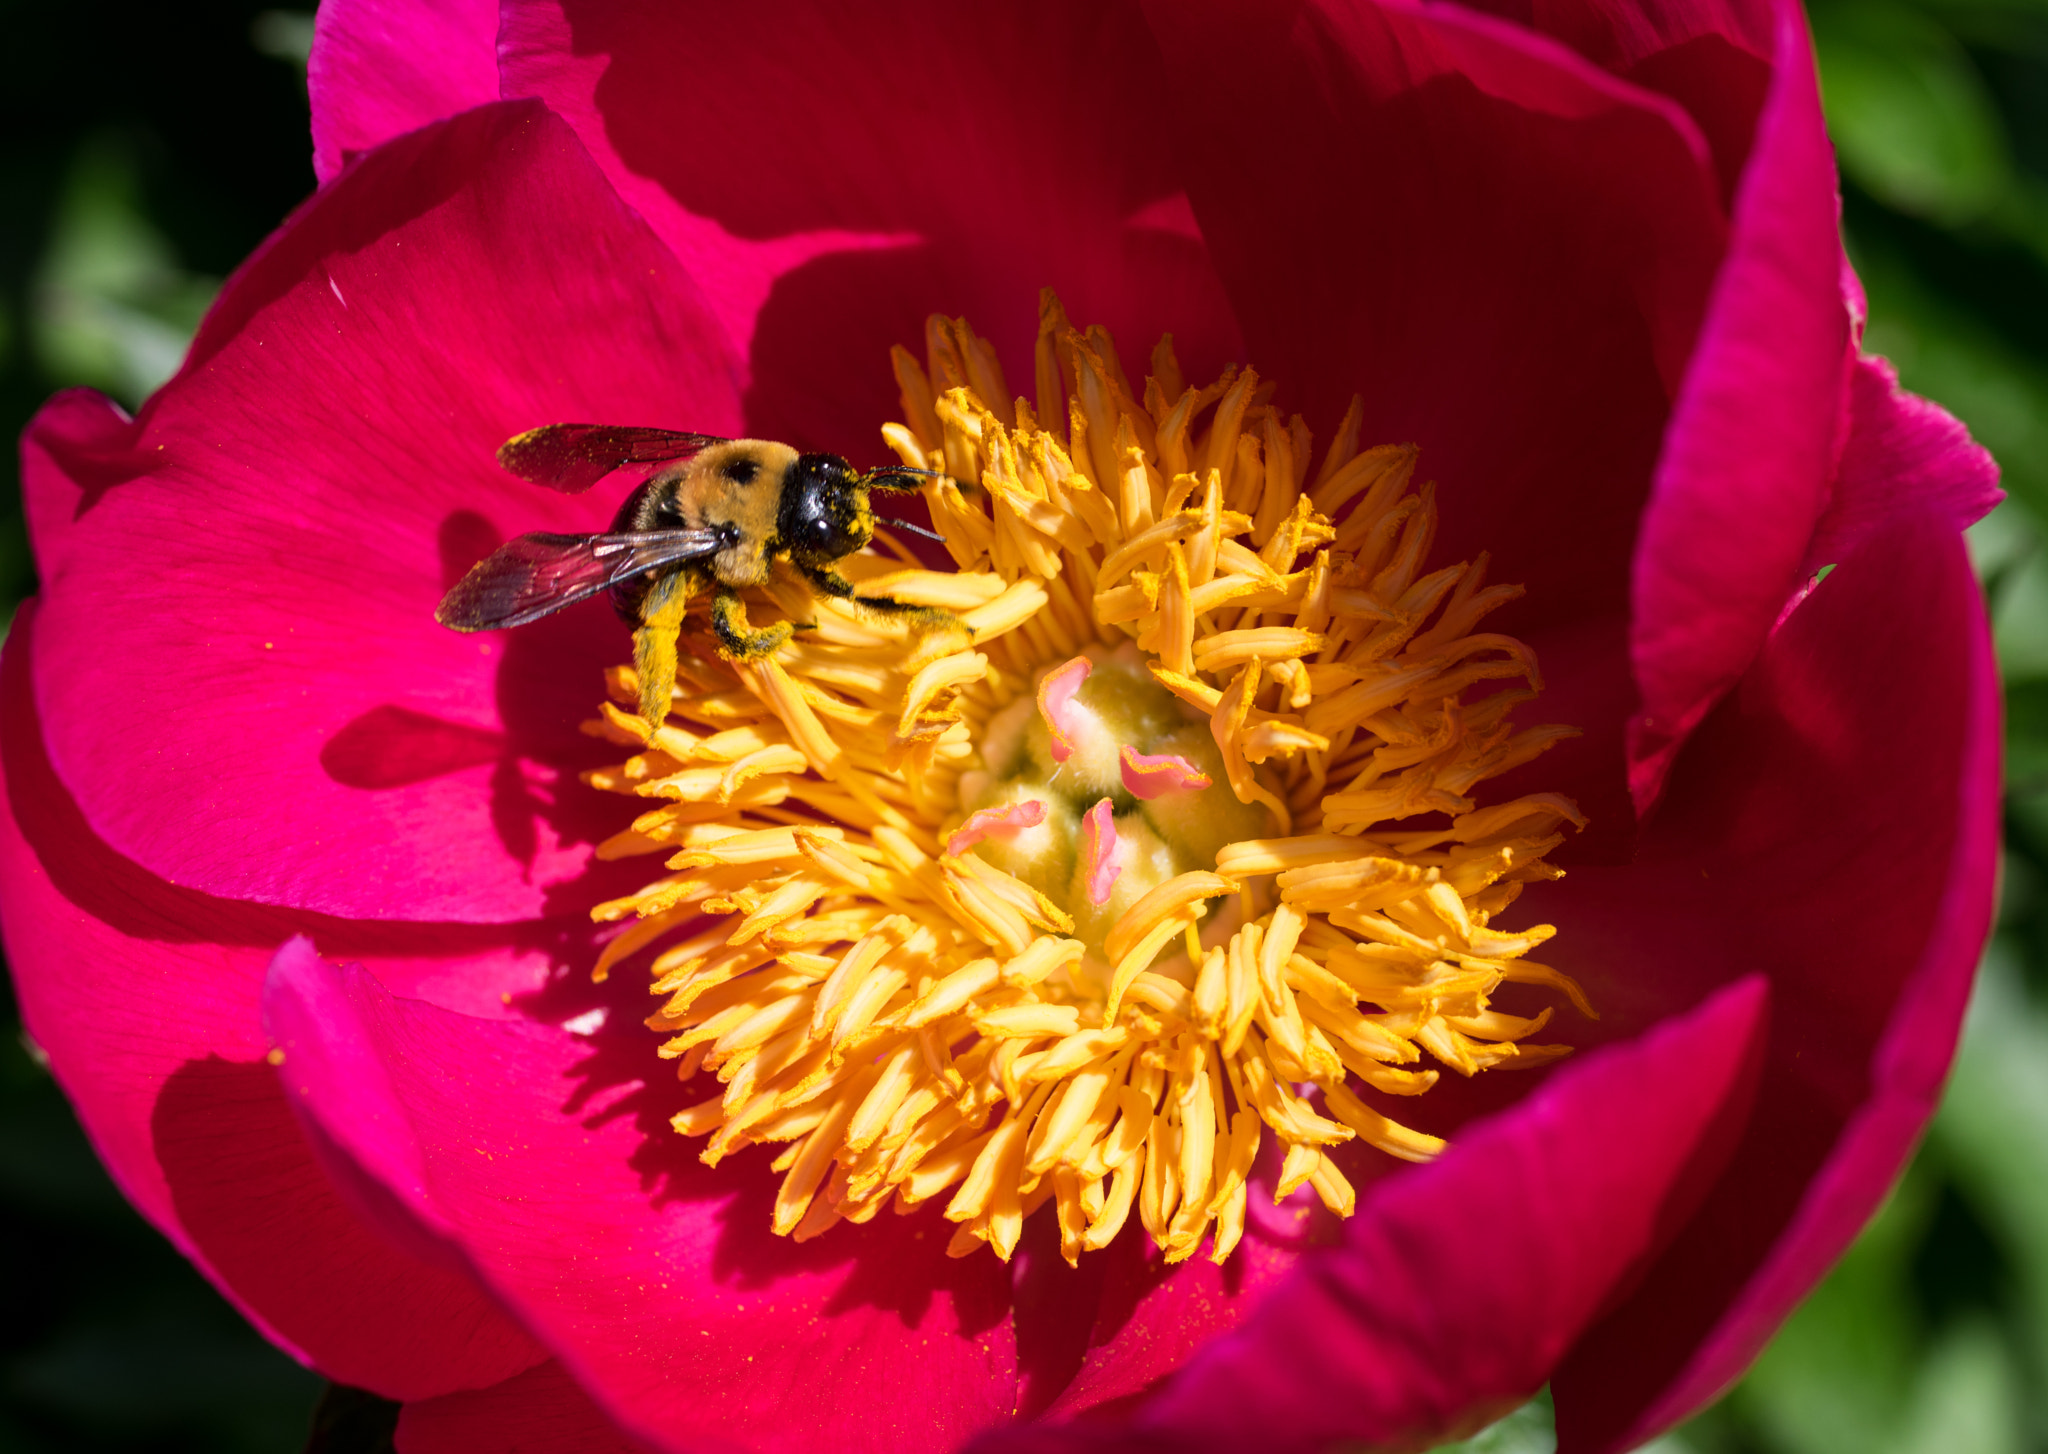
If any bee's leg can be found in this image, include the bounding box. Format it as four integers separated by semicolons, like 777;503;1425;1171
710;587;793;661
800;565;971;638
632;569;694;728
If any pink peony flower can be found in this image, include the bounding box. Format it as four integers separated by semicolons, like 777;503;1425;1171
2;2;2003;1452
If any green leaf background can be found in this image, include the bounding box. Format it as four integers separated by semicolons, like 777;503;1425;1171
1;3;2044;1450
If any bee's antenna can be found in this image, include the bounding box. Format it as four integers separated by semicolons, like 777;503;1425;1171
864;465;948;487
881;517;948;545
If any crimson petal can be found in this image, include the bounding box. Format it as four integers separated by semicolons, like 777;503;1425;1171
0;609;548;1400
263;943;1024;1453
1455;0;1777;202
1625;5;1851;808
25;101;741;923
308;0;500;183
1552;516;2000;1450
498;0;1244;459
1800;355;2002;578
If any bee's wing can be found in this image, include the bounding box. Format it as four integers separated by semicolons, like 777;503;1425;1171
435;528;727;630
497;425;730;493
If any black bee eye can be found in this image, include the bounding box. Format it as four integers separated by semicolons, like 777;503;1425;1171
724;458;759;485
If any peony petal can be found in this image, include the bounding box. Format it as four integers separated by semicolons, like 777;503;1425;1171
973;977;1771;1453
498;0;1244;456
307;0;499;184
399;1361;655;1454
24;102;742;923
1037;1198;1329;1424
1457;0;1777;203
17;387;134;576
1146;0;1726;527
1037;656;1093;767
0;608;548;1401
1117;746;1210;800
1551;516;2000;1451
1625;4;1850;811
947;799;1049;858
1799;355;2002;579
1143;0;1729;857
263;945;1023;1453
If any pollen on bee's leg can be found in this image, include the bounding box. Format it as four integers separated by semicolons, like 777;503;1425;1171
631;571;694;728
579;291;1592;1266
710;588;794;662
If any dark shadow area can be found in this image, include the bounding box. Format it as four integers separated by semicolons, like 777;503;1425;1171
301;1383;400;1454
320;705;507;790
1909;1178;2012;1331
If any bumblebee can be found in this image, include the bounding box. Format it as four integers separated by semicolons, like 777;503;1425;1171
437;424;960;724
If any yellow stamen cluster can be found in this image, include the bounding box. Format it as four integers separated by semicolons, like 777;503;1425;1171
583;292;1592;1266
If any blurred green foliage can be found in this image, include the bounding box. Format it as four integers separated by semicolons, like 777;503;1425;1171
1833;9;2048;1441
3;0;2048;1450
31;137;223;407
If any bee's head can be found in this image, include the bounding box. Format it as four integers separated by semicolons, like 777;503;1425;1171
778;453;873;566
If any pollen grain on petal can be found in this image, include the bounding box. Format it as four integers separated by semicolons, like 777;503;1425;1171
580;292;1590;1266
